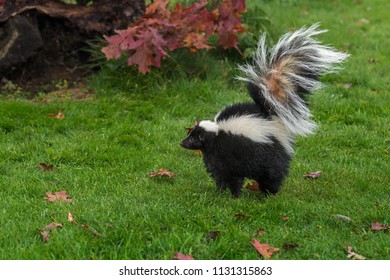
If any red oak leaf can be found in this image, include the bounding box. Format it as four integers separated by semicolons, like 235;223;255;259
251;239;279;259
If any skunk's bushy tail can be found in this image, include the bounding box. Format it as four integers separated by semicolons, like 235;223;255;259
237;23;349;136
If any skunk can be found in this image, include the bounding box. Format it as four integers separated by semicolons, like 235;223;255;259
180;24;349;197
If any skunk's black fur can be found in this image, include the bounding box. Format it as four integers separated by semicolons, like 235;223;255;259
180;24;349;197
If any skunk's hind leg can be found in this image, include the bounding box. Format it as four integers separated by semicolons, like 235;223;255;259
215;176;244;198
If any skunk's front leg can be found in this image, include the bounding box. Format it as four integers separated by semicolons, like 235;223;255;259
215;175;244;198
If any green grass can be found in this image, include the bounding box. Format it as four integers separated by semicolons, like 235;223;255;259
0;0;389;260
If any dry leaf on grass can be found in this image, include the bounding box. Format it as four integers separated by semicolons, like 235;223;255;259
346;246;366;260
173;252;194;260
38;163;55;171
148;168;175;178
206;231;220;242
38;230;51;242
245;181;260;191
45;191;73;203
68;211;78;224
234;212;252;219
304;170;322;179
251;239;279;259
371;220;390;231
283;243;299;250
38;222;63;242
48;108;65;119
45;222;63;231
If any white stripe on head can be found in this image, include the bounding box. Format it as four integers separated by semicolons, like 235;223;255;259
199;120;219;133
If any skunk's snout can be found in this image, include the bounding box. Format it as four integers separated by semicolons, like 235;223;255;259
180;138;190;149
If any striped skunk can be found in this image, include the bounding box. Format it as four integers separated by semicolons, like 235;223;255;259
180;24;349;197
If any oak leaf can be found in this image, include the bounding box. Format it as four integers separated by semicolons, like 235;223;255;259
173;252;195;260
45;191;73;203
38;163;55;171
251;239;279;259
371;220;390;231
149;168;175;177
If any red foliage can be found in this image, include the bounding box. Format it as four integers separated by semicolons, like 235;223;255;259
102;0;246;74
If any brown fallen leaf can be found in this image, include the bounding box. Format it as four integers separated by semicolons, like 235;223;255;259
206;230;220;242
45;222;63;231
48;108;65;119
304;170;322;179
252;239;279;259
234;212;252;219
173;252;195;260
283;243;299;250
371;220;390;231
68;211;78;224
38;163;55;171
45;191;73;203
148;168;175;178
245;181;260;191
346;245;366;260
38;230;51;242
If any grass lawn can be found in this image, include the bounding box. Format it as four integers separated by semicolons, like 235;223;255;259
0;0;389;260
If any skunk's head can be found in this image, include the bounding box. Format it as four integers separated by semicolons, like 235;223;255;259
180;120;218;150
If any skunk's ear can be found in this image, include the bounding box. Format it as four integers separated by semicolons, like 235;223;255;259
180;126;205;150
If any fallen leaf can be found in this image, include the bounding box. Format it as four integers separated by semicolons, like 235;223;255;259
206;230;220;242
48;108;65;119
346;245;366;260
251;239;279;259
173;252;195;260
68;211;78;224
304;170;322;179
335;214;352;222
245;181;260;191
45;191;73;203
45;222;63;231
234;212;252;219
148;168;175;177
38;163;55;171
281;215;289;221
283;243;299;250
38;230;50;242
371;220;390;231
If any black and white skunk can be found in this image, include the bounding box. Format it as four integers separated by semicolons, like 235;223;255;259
180;24;349;197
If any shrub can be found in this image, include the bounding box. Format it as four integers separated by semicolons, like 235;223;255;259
101;0;246;74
